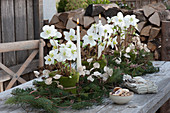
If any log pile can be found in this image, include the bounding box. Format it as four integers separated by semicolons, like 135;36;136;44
135;3;170;60
49;2;170;60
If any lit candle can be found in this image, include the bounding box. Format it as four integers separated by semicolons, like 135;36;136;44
99;14;102;24
76;18;82;70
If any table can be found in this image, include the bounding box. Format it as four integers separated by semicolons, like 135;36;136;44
0;61;170;113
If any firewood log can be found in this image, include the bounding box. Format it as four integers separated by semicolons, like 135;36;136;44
84;16;95;28
149;12;160;27
141;26;152;36
148;27;161;41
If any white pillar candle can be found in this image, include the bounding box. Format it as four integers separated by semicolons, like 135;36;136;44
99;14;102;24
77;18;82;70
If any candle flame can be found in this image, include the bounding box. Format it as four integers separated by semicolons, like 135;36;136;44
99;14;101;19
77;18;79;25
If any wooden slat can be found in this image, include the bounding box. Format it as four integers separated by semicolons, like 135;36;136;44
27;0;34;41
0;40;40;53
6;50;38;90
39;0;43;36
33;0;43;40
15;0;28;64
27;0;35;56
1;0;16;67
0;62;26;84
0;59;39;82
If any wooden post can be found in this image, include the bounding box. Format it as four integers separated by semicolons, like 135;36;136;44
0;82;3;92
39;39;45;68
161;21;170;61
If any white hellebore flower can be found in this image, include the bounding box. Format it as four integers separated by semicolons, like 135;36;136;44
98;42;106;59
115;57;122;64
113;12;125;28
126;47;131;53
87;76;94;82
92;71;101;77
83;31;98;47
87;24;99;34
66;41;77;50
40;25;62;39
53;74;62;79
85;70;90;75
103;24;113;38
107;17;114;24
49;49;58;59
83;34;98;48
124;53;130;58
93;62;100;69
82;35;97;47
33;71;40;78
59;48;72;61
104;66;113;77
50;39;59;47
102;73;109;81
66;41;77;60
87;58;93;63
64;28;77;41
44;55;54;65
45;78;52;85
42;70;50;78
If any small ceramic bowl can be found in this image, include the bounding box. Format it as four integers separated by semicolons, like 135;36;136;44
109;92;134;104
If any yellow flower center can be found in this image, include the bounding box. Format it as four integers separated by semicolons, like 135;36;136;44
68;44;72;48
53;46;57;49
118;19;122;22
71;50;76;54
48;58;51;61
63;51;66;56
50;53;54;58
88;36;93;41
101;43;104;46
130;18;133;22
113;41;117;45
70;35;74;40
46;30;51;34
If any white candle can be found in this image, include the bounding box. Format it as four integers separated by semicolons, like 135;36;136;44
77;18;82;70
99;14;102;24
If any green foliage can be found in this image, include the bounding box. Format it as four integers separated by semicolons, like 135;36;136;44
6;75;112;113
105;49;159;77
87;0;110;4
65;0;88;11
57;0;68;13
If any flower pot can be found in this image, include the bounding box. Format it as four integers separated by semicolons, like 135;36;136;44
49;70;79;94
59;72;79;94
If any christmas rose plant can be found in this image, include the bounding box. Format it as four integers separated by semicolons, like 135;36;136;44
6;12;159;113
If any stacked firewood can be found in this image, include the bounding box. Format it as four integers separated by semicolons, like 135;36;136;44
49;2;170;60
135;3;170;60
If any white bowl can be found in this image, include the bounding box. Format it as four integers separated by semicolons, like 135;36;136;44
109;92;134;104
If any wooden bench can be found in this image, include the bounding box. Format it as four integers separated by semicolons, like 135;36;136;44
0;39;45;92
